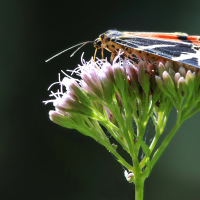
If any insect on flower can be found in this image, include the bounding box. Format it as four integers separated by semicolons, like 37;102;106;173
46;30;200;68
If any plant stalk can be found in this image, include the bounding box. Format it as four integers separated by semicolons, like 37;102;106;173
135;176;145;200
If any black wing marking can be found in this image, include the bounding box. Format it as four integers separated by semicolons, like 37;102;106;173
113;37;200;68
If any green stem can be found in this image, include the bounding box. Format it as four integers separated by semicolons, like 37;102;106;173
102;140;133;172
151;111;182;168
182;105;200;122
135;176;145;200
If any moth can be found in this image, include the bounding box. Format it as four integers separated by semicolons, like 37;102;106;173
46;30;200;68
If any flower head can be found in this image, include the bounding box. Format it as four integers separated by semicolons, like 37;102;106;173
44;51;200;182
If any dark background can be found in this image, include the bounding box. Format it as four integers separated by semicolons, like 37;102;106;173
1;0;200;199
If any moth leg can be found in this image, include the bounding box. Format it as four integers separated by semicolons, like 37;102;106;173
101;47;104;59
94;48;97;61
110;52;117;62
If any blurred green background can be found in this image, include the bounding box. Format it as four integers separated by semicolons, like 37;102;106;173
1;0;200;199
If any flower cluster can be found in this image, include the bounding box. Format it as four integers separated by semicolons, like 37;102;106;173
44;52;200;187
156;61;200;120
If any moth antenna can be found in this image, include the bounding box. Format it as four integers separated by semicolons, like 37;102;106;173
70;41;92;57
45;41;93;62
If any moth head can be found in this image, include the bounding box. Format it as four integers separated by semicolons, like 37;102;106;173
93;38;102;49
93;32;106;49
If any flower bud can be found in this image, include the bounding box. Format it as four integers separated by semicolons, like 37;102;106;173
155;75;170;96
82;72;103;99
124;170;134;183
164;60;173;71
194;70;200;91
113;62;126;91
185;70;195;88
185;70;196;101
168;68;175;80
99;67;114;104
157;62;166;77
68;79;91;106
179;66;186;77
49;110;75;129
57;98;94;117
174;72;181;87
138;62;149;95
162;71;177;97
112;143;118;150
126;65;140;96
177;77;187;97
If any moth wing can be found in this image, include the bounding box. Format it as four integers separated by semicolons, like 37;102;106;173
123;32;188;38
113;36;200;68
